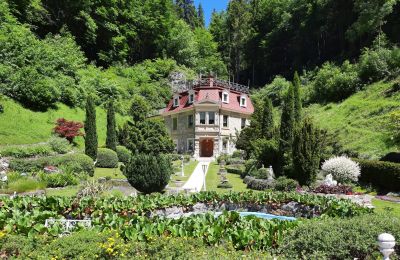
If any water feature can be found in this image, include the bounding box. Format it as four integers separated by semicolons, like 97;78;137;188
214;211;297;221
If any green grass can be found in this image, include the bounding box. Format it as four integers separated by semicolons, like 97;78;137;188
45;186;80;197
306;80;400;159
169;160;198;187
372;198;400;218
3;178;46;193
91;167;126;180
206;162;249;193
0;98;128;147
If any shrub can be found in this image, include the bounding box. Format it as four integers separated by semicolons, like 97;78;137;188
312;184;353;194
274;176;299;192
96;148;119;168
84;97;98;159
0;145;52;158
9;154;94;176
278;214;400;259
252;167;270;179
116;146;131;164
243;176;274;190
123;153;173;194
354;158;400;191
226;157;245;165
38;172;78;188
217;182;233;189
232;150;245;158
76;180;111;198
380;152;400;164
48;136;72;154
358;46;392;83
243;159;258;178
53;118;84;143
7;178;46;193
321;156;361;183
225;166;244;175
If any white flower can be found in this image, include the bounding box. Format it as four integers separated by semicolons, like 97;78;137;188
321;156;361;183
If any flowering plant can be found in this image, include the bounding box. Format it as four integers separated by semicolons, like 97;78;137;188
321;156;361;183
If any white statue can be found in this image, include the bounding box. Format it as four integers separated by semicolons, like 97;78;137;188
268;165;275;181
323;174;337;186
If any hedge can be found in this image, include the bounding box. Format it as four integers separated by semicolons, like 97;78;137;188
226;165;244;175
354;158;400;191
116;146;131;164
9;154;94;176
96;148;119;168
243;176;274;190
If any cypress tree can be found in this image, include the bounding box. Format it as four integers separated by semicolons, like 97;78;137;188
261;97;274;139
292;118;326;185
106;101;117;151
277;84;295;176
84;96;98;160
293;71;302;123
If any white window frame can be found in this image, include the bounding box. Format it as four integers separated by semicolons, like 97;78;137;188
199;112;206;125
222;91;229;103
208;112;215;125
188;90;195;104
187;138;194;152
173;95;179;107
223;115;229;128
240;95;247;107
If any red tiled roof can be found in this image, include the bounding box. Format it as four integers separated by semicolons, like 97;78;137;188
163;88;254;115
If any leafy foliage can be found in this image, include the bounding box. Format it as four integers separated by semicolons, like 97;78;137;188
48;136;72;154
53;118;84;143
96;148;119;169
105;102;117;151
84;97;97;160
321;156;361;183
116;146;131;164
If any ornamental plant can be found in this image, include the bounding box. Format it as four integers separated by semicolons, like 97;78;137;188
321;156;361;183
53;118;84;143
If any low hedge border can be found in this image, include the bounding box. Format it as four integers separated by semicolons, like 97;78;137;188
226;165;244;175
354;158;400;191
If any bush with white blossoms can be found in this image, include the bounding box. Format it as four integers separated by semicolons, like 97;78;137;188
321;156;361;183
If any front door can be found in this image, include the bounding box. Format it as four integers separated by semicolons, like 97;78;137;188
200;139;214;157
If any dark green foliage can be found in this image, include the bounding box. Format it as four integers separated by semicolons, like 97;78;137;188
261;97;274;138
116;146;131;164
84;97;97;160
129;96;150;123
217;181;233;189
105;102;117;151
38;172;78;188
354;158;400;191
9;154;94;176
293;71;302;122
118;119;174;155
292;118;326;185
123;153;173;194
251;138;279;171
96;148;119;168
274;177;299;192
243;176;274;191
277;85;295;176
225;166;244;175
279;214;400;259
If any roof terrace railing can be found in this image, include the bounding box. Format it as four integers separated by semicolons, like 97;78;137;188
172;77;249;94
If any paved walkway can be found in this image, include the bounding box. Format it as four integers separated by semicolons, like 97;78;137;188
181;158;211;193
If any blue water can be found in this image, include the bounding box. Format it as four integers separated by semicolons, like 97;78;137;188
215;212;297;221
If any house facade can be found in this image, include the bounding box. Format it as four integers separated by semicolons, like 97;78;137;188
162;76;254;158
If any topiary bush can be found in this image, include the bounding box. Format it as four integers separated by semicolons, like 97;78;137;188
243;176;274;191
274;176;299;192
96;148;119;168
321;156;361;183
116;146;131;164
48;136;72;154
123;153;173;194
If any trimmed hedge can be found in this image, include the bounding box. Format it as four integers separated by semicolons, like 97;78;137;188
9;154;94;176
96;148;119;168
226;165;244;175
354;159;400;191
243;176;274;190
116;146;131;164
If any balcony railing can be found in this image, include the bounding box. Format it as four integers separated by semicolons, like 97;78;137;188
173;77;249;94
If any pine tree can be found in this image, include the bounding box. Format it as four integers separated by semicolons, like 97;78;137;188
175;0;198;28
84;96;98;160
197;3;205;27
292;118;326;185
261;97;274;139
106;101;117;151
293;71;302;123
277;84;295;176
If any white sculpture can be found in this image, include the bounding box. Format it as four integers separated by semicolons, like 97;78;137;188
268;165;275;181
323;174;337;186
378;233;396;260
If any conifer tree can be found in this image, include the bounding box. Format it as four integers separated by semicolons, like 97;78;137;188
292;118;326;185
106;101;117;151
197;3;205;27
293;71;302;123
84;96;98;160
261;97;274;139
277;84;295;176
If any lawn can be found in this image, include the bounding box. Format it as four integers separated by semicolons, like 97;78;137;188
169;160;198;188
206;162;248;193
0;99;128;147
372;198;400;218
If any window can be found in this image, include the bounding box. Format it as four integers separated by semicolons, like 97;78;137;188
199;112;206;125
241;118;246;129
173;96;179;107
223;115;229;128
187;138;194;151
189;93;194;104
222;91;229;103
188;114;194;128
173;117;178;130
208;112;215;125
240;96;247;107
222;138;228;150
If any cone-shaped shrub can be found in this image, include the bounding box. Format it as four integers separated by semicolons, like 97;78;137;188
293;71;302;123
106;101;117;151
84;96;98;160
123;153;173;194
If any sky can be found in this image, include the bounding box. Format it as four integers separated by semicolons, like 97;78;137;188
194;0;229;27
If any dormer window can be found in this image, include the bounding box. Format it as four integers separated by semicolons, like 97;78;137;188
222;91;229;103
188;90;195;104
173;95;179;107
240;95;247;107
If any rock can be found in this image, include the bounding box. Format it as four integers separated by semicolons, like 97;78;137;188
192;203;208;213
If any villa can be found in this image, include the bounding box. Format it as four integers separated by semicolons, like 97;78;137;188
162;75;254;158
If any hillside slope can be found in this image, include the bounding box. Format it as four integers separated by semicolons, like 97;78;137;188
306;80;400;159
0;99;128;147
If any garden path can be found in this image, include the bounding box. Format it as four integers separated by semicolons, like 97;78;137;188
181;159;211;192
